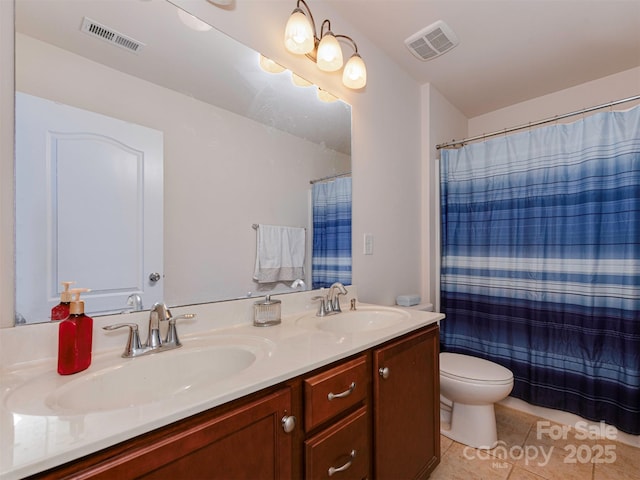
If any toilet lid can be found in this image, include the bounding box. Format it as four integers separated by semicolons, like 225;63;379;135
440;352;513;383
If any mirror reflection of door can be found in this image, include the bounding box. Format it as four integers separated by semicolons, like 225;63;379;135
16;92;163;323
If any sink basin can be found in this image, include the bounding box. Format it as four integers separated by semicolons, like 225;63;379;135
5;335;274;415
48;346;255;413
296;306;410;333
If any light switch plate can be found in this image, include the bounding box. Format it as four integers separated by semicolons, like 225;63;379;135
364;233;374;255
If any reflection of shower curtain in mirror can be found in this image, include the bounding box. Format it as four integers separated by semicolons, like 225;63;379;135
440;106;640;434
312;177;352;288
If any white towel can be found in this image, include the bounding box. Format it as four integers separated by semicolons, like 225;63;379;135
253;224;305;283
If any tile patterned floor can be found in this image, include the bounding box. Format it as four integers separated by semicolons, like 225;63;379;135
430;404;640;480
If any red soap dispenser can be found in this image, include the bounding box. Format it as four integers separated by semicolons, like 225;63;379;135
57;288;93;375
51;281;74;321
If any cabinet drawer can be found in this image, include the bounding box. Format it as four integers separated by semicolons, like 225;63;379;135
304;355;368;431
305;406;369;480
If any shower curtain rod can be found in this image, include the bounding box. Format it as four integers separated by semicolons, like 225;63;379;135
309;172;351;184
436;94;640;150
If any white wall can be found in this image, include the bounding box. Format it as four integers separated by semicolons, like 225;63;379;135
0;0;426;327
15;33;349;311
469;67;640;135
170;0;426;307
421;84;467;311
6;0;636;328
0;0;14;328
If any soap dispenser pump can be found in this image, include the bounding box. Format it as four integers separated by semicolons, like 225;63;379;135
51;281;75;321
253;295;282;326
57;288;93;375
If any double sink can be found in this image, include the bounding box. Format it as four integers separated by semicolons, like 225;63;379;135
4;306;409;416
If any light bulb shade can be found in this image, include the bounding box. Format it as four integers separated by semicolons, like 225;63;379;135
291;73;313;87
284;9;315;54
342;53;367;89
316;32;343;72
259;54;286;73
317;88;339;103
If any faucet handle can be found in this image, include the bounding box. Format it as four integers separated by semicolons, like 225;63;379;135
164;313;196;348
103;323;143;358
311;295;329;317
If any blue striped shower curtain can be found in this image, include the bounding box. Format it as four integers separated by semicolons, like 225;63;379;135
312;177;352;288
440;106;640;435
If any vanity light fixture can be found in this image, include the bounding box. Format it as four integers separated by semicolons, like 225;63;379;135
283;0;367;89
317;88;339;103
259;54;286;73
291;72;313;87
258;54;339;101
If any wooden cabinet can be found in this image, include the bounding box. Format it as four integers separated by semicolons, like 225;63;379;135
28;325;440;480
305;407;369;480
373;325;440;480
304;354;369;431
28;386;297;480
303;354;370;479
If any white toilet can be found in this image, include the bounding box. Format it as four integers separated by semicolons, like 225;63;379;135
439;352;514;449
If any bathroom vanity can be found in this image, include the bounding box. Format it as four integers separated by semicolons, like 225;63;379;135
0;294;443;479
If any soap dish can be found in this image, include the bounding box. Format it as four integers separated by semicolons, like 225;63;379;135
253;295;281;327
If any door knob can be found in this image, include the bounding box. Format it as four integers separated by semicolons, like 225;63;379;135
379;367;390;379
149;272;161;282
281;415;296;433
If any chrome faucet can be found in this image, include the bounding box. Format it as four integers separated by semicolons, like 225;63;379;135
126;293;143;311
103;302;195;358
290;278;307;290
146;302;170;348
328;282;348;313
311;283;348;317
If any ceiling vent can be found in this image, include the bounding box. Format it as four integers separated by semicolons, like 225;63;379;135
405;20;459;61
80;17;145;54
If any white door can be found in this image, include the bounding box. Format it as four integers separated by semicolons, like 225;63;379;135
16;92;163;322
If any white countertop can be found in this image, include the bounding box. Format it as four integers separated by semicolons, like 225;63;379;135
0;293;443;479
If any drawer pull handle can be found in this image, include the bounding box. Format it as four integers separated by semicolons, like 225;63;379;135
328;449;356;476
327;382;356;401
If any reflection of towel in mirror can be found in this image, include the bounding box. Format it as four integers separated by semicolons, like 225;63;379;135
253;225;305;283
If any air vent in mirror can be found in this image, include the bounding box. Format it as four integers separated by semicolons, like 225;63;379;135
80;17;145;54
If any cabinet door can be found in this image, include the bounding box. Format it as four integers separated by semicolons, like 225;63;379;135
140;387;294;480
373;326;440;480
34;387;295;480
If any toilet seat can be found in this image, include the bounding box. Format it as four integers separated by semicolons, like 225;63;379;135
440;352;513;385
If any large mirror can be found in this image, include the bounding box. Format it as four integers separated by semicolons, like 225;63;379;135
14;0;351;325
